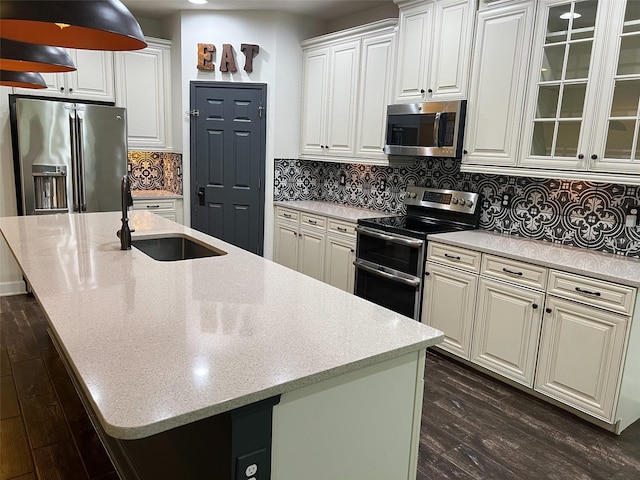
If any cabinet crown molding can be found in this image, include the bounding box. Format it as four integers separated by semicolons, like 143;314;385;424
300;18;398;48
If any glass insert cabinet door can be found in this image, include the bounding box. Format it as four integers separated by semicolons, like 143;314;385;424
520;0;640;175
521;0;600;170
591;0;640;174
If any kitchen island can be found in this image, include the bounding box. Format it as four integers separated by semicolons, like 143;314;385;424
0;211;443;480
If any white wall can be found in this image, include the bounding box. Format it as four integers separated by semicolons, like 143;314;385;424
177;10;324;258
0;87;27;295
327;2;399;32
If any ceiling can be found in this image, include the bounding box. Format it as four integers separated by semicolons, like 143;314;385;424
122;0;394;21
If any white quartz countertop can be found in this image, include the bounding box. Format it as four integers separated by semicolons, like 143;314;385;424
0;212;442;440
132;190;183;200
428;230;640;288
273;200;387;222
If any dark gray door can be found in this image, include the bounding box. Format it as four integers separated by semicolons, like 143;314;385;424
190;82;266;255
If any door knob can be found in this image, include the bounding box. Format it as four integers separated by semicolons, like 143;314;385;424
197;187;205;206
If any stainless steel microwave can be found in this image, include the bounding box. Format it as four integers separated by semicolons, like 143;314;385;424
384;100;467;158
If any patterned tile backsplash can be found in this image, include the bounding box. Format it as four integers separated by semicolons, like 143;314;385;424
274;158;640;258
127;151;183;195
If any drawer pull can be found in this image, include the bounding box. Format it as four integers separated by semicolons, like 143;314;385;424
532;304;538;309
545;307;552;314
146;205;160;209
444;253;461;260
575;287;601;297
502;267;523;276
283;213;292;218
307;219;318;225
337;226;348;232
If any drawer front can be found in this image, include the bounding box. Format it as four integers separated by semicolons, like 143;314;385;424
300;212;326;230
547;270;636;315
481;254;548;291
132;199;176;211
327;219;356;238
275;206;300;223
427;243;481;273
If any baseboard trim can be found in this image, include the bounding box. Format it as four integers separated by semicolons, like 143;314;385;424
0;280;27;297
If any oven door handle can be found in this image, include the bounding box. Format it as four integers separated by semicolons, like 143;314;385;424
355;226;425;248
354;260;421;288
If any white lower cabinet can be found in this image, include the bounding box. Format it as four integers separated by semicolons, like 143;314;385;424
298;228;326;281
535;296;628;422
426;241;639;432
132;198;183;225
324;235;356;293
274;221;299;271
422;262;477;359
274;206;358;291
472;278;543;387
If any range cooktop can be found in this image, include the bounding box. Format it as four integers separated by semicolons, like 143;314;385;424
357;186;481;239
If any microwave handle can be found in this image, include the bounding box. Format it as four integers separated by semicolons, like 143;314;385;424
433;112;441;147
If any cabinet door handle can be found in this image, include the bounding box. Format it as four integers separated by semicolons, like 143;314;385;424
591;154;598;160
350;248;355;253
60;87;65;92
578;154;584;159
575;287;601;297
146;205;160;209
424;271;430;276
502;267;523;276
532;304;538;309
444;253;461;260
307;219;317;225
68;88;73;93
545;307;552;314
337;226;347;232
428;88;433;94
420;88;425;94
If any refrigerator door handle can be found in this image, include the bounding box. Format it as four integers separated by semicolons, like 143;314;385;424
76;112;87;212
69;110;80;212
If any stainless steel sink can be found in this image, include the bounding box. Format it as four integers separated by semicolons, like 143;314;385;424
132;234;227;261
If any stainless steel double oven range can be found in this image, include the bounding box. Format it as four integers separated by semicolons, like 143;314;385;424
354;186;480;321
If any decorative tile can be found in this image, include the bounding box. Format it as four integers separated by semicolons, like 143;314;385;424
273;158;640;258
127;151;183;194
128;151;164;190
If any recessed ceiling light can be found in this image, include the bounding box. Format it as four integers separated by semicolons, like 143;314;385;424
559;12;582;20
189;0;208;4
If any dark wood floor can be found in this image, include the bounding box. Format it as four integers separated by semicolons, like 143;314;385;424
1;294;639;480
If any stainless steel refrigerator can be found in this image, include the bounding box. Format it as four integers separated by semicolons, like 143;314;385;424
13;97;127;215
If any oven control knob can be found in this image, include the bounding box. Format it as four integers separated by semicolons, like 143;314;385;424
452;198;459;204
466;200;474;207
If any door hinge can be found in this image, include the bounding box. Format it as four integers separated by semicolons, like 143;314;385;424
258;104;264;118
190;109;200;117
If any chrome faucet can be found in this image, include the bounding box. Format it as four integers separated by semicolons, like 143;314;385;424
117;175;134;250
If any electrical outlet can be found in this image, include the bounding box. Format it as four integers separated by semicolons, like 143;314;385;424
501;193;511;208
380;179;387;191
236;449;266;480
339;174;346;185
626;205;639;228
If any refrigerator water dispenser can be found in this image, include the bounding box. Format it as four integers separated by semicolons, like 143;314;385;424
32;164;68;213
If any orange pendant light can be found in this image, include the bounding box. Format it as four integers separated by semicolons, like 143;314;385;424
0;0;147;51
0;71;47;89
0;39;76;72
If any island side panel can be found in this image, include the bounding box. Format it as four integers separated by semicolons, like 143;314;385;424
271;349;426;480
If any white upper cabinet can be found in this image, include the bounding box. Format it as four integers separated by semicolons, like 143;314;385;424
355;31;397;160
300;19;397;164
300;47;330;156
463;1;536;167
520;0;640;180
14;50;114;102
393;0;475;103
325;40;361;156
115;38;172;151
